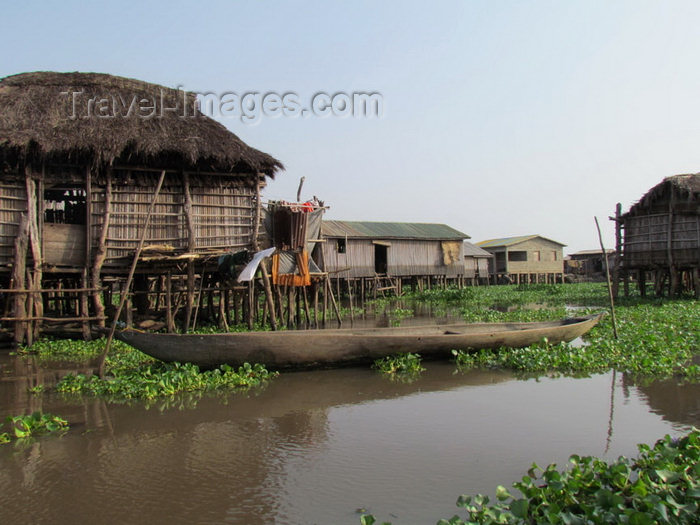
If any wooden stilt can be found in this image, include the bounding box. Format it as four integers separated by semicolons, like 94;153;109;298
81;268;91;340
313;281;319;328
347;278;354;322
166;272;174;332
92;169;112;329
322;278;328;326
97;170;166;378
302;285;311;328
326;275;342;326
12;215;29;345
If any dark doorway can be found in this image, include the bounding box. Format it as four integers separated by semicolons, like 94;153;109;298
374;244;388;274
44;185;87;224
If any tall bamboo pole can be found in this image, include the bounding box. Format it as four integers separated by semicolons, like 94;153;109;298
92;169;112;328
183;171;196;330
595;216;618;339
252;179;277;330
97;170;166;378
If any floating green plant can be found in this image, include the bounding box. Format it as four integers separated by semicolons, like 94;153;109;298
1;412;69;444
56;361;277;402
452;300;699;380
373;352;425;378
360;429;700;525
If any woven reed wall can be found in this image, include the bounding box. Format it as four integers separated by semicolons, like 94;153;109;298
191;185;254;251
0;181;27;266
1;168;257;270
91;172;256;264
623;213;700;268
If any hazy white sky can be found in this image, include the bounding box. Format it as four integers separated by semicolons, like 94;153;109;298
3;1;700;253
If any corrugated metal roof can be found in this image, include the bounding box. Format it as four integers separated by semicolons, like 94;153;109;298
463;242;493;257
321;220;469;240
476;235;566;248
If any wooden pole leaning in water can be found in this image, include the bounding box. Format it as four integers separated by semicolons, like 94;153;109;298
595;216;618;339
252;180;277;330
97;170;166;378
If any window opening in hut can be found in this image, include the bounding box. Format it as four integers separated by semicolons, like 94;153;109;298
551;251;558;261
337;238;346;254
374;244;388;274
44;185;87;225
508;251;527;262
532;251;541;262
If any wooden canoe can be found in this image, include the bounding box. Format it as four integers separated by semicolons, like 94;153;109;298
115;313;604;370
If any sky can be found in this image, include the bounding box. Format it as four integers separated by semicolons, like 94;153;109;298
3;1;700;254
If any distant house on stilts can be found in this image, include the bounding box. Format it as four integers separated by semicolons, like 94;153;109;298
463;242;493;284
320;220;469;296
476;235;566;284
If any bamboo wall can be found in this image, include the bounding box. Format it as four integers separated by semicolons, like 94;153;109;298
0;180;25;267
623;213;699;269
91;172;255;265
0;164;262;343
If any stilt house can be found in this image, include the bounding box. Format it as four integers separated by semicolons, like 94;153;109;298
463;242;493;284
476;235;565;284
320;220;469;293
614;173;699;297
0;71;282;343
566;250;616;277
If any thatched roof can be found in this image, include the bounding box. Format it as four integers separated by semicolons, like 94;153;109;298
623;173;699;217
0;71;283;176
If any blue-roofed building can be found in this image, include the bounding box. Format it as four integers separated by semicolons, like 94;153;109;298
476;235;566;284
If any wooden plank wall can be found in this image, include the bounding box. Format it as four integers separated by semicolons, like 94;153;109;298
322;238;465;277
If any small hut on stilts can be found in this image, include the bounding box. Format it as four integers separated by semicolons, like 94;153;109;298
612;173;700;298
0;71;283;344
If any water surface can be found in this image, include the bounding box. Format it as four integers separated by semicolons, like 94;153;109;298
0;353;697;525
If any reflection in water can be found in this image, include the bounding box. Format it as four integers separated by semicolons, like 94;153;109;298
625;374;700;429
1;353;697;525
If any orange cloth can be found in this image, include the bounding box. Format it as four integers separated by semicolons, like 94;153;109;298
271;250;311;287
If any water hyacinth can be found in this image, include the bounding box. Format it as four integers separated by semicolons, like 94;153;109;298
0;412;69;444
361;429;700;525
56;362;277;401
437;287;700;381
373;352;426;379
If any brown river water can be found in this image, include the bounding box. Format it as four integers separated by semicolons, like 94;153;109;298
1;351;698;525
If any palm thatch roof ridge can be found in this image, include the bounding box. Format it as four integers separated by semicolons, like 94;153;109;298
622;173;699;218
0;71;283;176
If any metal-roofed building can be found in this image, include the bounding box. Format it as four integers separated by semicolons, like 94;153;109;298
320;220;469;284
476;235;566;284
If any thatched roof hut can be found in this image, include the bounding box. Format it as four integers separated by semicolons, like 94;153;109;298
0;71;282;174
615;173;699;296
0;71;283;342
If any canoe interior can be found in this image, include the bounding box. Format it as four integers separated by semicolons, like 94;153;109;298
115;313;605;370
